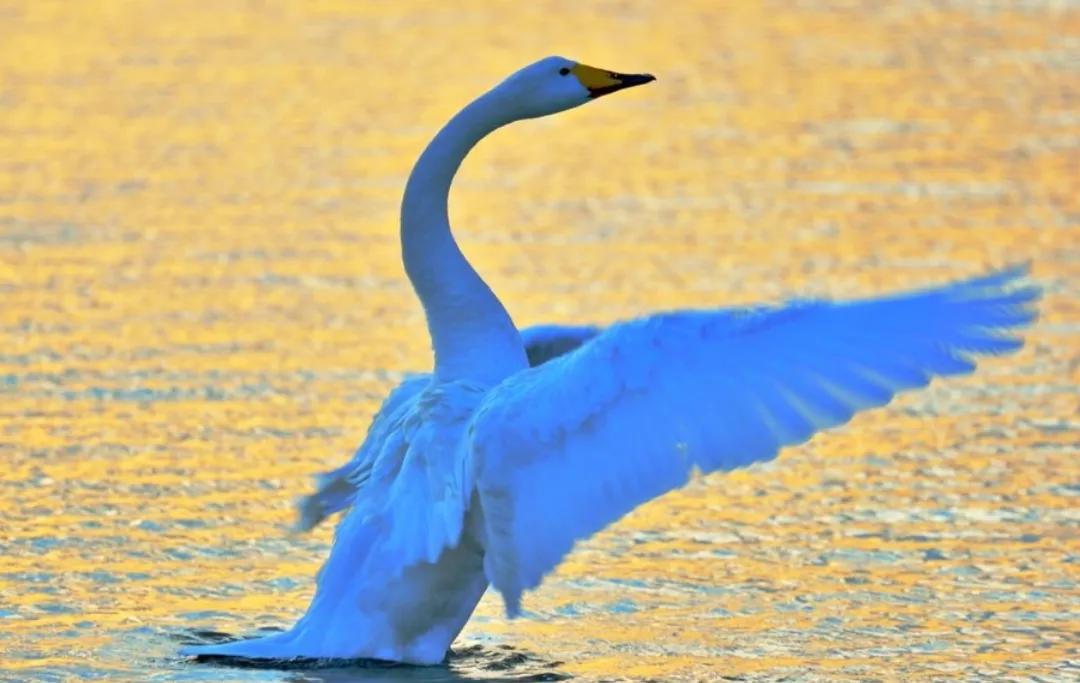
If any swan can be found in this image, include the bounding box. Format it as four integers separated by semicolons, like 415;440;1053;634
181;56;1038;665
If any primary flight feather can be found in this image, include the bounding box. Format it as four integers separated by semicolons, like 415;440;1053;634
182;56;1038;665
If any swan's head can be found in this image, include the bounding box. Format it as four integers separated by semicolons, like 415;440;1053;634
494;56;655;120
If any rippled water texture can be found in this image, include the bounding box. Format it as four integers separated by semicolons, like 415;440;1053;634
1;1;1077;681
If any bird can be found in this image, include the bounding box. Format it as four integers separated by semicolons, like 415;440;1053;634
181;56;1038;665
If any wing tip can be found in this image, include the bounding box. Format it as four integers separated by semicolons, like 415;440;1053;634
973;261;1031;285
959;262;1040;299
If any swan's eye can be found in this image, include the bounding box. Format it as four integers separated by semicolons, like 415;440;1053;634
559;67;570;76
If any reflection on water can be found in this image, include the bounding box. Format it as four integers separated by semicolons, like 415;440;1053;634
173;629;567;682
0;0;1076;681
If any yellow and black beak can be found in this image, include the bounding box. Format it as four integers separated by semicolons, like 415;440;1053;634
571;63;656;98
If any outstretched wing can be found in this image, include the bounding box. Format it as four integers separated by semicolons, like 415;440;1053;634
295;324;602;531
469;266;1039;615
295;374;430;531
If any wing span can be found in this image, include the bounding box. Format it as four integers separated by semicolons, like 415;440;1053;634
469;266;1039;615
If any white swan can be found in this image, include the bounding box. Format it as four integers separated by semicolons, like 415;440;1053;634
181;56;1038;665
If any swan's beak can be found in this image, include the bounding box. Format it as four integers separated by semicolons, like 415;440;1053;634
572;63;656;98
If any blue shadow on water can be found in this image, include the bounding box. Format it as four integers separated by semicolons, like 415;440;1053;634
172;628;570;682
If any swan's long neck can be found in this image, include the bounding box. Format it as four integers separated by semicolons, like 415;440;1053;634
401;89;528;384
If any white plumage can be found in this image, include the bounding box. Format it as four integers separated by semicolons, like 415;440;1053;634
182;56;1038;665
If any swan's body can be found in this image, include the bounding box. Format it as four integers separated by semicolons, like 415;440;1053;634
296;323;598;532
182;56;1038;665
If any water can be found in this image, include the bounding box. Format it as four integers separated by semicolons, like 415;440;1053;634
0;1;1076;681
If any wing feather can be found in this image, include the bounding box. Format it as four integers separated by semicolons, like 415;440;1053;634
469;266;1039;614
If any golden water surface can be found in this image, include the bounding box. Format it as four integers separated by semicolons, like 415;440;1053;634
0;1;1077;681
